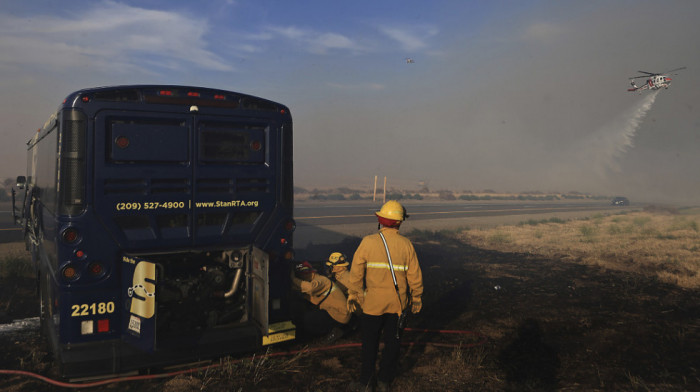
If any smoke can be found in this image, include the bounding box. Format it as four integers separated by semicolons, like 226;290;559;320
585;90;660;176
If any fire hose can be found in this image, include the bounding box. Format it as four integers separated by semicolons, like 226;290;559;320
0;327;488;389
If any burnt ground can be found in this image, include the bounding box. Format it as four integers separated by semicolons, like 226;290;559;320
1;232;700;391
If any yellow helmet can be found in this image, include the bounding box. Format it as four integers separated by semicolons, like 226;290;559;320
375;200;406;222
326;252;348;267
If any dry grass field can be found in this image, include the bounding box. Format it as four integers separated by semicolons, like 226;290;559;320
460;206;700;289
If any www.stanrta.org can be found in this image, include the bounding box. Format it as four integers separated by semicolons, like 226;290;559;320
195;200;259;208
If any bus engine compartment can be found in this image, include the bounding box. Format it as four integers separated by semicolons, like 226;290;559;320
124;246;269;349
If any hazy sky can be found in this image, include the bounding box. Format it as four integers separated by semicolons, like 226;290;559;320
1;1;698;202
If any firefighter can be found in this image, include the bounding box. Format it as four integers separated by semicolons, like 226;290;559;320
291;261;351;341
347;200;423;392
325;252;352;296
325;252;362;333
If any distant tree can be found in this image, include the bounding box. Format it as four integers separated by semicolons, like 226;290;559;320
386;193;404;200
336;187;357;194
438;191;456;200
326;194;346;201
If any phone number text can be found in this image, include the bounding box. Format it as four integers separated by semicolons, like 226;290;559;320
116;201;186;211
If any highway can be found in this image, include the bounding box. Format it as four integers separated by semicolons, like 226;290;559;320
294;200;618;226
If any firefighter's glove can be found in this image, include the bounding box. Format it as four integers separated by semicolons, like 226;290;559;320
347;293;360;313
411;298;422;314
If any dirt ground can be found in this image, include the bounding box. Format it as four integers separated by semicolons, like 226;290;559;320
1;232;699;391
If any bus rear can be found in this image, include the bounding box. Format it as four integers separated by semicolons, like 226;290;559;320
16;86;296;378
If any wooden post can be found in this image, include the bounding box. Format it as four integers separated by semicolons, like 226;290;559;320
373;175;377;202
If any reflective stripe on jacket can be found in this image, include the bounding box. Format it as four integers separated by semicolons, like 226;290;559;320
348;227;423;316
292;273;352;324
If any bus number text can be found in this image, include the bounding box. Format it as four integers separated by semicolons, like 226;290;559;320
71;302;116;317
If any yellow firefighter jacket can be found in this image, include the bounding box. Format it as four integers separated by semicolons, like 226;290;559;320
292;272;352;324
348;227;423;316
332;266;364;311
331;267;351;295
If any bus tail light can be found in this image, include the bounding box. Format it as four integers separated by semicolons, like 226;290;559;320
62;227;80;243
88;262;104;276
284;219;296;232
115;136;130;149
62;265;79;280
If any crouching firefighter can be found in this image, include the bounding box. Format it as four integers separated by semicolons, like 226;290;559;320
290;261;352;342
325;252;354;299
347;200;424;392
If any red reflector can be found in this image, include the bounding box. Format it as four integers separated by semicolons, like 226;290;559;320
280;109;286;114
159;90;173;96
250;140;262;151
214;94;226;100
97;319;109;333
115;136;129;148
81;96;90;102
187;92;200;97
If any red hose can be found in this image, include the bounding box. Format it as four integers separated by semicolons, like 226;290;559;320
0;328;487;388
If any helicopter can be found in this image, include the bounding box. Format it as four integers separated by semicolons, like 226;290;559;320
628;66;686;92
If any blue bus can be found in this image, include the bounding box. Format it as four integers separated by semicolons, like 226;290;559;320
13;85;296;378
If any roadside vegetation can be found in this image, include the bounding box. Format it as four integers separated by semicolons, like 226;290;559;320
0;243;32;280
294;186;612;202
460;206;700;289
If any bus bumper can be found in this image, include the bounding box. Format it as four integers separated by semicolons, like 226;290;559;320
58;323;265;379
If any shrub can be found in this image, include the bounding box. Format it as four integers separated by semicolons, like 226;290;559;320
488;231;511;245
0;256;34;279
579;225;597;242
633;216;652;227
